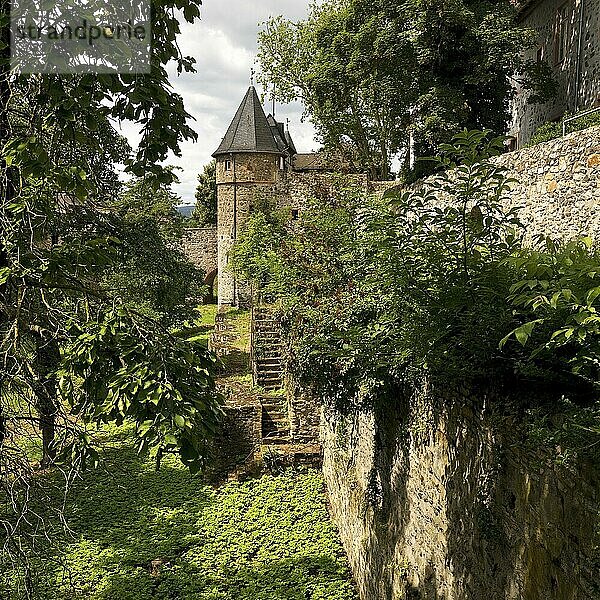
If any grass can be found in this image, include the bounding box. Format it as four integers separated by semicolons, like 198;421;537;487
2;427;357;600
2;307;357;600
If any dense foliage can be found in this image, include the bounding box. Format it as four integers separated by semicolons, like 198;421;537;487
190;160;217;227
0;0;225;589
232;131;600;411
0;428;357;600
258;0;556;179
105;175;206;325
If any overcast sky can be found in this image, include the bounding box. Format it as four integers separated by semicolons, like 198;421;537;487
119;1;318;203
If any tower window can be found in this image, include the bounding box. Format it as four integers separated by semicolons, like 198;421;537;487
225;159;232;171
279;156;285;170
554;3;570;65
291;209;300;220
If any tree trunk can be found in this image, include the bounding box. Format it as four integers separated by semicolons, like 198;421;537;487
33;333;60;467
0;0;12;450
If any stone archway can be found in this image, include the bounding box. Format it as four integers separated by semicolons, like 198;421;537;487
204;268;218;304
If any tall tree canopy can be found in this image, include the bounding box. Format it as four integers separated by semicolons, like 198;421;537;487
191;159;217;227
258;0;556;179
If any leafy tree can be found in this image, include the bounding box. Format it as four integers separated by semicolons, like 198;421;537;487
191;159;217;226
258;0;556;180
105;176;206;325
0;0;224;590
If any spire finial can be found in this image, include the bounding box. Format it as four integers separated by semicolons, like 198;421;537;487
286;118;290;132
250;68;255;86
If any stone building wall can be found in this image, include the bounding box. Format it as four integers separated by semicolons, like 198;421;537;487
510;0;600;148
216;153;284;306
322;394;600;600
181;227;217;278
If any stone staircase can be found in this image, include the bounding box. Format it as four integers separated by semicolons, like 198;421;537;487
251;307;284;391
259;394;290;445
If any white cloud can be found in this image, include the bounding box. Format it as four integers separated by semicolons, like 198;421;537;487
147;1;319;203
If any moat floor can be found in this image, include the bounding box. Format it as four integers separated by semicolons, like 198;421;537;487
4;426;356;600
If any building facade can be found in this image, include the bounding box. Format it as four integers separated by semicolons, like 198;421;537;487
510;0;600;147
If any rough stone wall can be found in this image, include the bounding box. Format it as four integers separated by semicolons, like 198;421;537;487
285;172;370;216
287;383;321;445
181;227;217;279
510;0;600;148
322;394;600;600
211;403;262;479
394;127;600;241
494;126;600;239
216;153;283;306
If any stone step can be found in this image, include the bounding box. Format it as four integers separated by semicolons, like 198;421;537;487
263;430;291;439
263;413;289;423
262;437;291;446
257;376;283;384
256;365;283;372
260;401;287;409
264;414;287;423
261;384;284;391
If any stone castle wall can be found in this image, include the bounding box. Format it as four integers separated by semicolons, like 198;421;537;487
510;0;600;148
322;394;600;600
189;128;599;306
181;227;217;279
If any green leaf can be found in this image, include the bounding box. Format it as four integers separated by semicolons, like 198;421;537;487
0;267;11;285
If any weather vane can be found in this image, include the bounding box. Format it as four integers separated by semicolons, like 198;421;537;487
250;68;255;86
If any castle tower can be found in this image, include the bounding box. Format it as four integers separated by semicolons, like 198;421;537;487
212;86;293;307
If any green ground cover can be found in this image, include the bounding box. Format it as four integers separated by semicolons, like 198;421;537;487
4;427;356;600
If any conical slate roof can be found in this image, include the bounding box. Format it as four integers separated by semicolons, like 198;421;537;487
213;87;282;157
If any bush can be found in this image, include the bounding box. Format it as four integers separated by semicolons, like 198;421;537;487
529;110;600;146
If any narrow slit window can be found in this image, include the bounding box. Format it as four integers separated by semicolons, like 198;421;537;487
554;3;570;64
225;159;232;171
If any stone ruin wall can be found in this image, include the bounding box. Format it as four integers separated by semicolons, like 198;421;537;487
388;126;600;240
181;227;217;279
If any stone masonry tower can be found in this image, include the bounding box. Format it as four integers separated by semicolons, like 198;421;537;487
212;86;295;306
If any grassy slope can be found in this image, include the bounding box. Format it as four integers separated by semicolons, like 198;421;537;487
4;306;357;600
12;431;356;600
